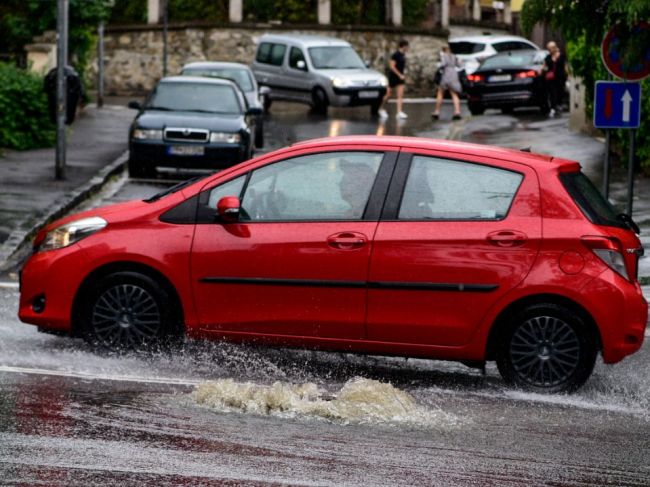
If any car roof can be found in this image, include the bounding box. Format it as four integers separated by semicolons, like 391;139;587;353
159;75;239;86
257;33;350;48
290;136;579;170
449;35;538;45
182;61;251;71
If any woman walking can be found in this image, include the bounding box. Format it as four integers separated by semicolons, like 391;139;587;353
431;45;462;121
378;39;409;119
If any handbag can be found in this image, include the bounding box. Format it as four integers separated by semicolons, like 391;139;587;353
545;70;555;81
434;66;443;85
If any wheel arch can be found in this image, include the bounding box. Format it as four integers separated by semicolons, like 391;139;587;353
485;293;602;360
71;260;185;337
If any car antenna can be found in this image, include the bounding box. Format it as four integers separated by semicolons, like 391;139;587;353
520;146;532;152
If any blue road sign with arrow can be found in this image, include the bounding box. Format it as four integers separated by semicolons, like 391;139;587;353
594;81;641;129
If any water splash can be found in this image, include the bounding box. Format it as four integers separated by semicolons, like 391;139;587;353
193;377;459;427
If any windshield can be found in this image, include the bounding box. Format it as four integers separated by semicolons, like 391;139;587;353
182;67;254;92
308;46;365;69
449;41;486;55
481;52;538;70
147;82;242;114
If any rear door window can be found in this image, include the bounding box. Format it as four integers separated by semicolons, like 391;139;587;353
256;42;286;66
398;156;523;220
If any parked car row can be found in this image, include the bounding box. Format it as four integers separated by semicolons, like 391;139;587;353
126;32;551;178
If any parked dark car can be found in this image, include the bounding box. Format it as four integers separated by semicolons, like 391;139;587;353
181;62;267;148
463;50;549;115
127;76;261;178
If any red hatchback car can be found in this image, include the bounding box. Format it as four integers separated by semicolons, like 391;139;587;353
19;136;647;392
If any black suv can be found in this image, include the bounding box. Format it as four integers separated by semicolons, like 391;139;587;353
128;76;261;178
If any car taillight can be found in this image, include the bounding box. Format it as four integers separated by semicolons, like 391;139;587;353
581;236;630;281
467;74;484;82
515;70;538;79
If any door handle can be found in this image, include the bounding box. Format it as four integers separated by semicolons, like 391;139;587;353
487;230;527;247
327;232;367;250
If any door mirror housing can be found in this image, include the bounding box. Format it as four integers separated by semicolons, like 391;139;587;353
246;106;263;116
296;60;307;71
217;196;241;222
128;100;142;110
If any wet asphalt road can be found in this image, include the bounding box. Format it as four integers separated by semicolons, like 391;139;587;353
1;101;650;485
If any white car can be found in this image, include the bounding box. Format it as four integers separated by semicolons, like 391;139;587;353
449;35;540;74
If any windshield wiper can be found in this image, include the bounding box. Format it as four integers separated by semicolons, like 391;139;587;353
148;105;174;111
144;175;206;203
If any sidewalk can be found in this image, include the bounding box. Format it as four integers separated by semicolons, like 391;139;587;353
0;104;133;273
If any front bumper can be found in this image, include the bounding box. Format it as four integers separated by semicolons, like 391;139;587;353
329;87;386;107
18;244;90;334
129;139;250;171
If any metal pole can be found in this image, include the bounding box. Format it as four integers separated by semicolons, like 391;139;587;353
97;22;104;108
626;129;636;216
162;0;168;77
603;129;611;198
55;0;68;180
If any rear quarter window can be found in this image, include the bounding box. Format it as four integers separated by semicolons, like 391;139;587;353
560;172;626;229
449;42;486;55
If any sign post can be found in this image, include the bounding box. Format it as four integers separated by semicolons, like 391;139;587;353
597;22;649;215
55;0;69;181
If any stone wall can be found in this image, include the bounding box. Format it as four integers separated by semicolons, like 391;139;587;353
90;23;447;95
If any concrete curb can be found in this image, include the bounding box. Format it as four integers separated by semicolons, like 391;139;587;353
0;151;128;272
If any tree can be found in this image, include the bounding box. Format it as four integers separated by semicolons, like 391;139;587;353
521;0;650;170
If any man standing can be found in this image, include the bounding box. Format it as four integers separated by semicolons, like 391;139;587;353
379;39;409;119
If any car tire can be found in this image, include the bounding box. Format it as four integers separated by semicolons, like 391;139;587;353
468;103;485;116
495;303;597;393
128;158;155;179
81;271;181;352
311;87;329;115
254;120;264;149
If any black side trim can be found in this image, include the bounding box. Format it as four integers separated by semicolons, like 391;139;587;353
364;151;398;221
200;277;498;292
381;150;413;220
369;282;498;292
200;277;366;288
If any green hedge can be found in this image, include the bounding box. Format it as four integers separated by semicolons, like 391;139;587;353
0;63;55;150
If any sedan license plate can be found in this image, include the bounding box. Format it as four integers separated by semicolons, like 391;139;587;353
488;74;512;83
358;90;379;99
167;145;205;156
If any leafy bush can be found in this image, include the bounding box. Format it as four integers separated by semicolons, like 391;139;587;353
244;0;317;23
169;0;228;23
0;63;55;150
109;0;147;24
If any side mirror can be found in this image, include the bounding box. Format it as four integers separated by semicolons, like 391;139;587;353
259;85;271;95
217;196;241;222
128;101;142;110
296;60;307;71
246;106;263;116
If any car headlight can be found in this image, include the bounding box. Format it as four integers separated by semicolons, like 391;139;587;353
379;75;388;87
39;217;107;252
132;128;163;140
331;77;351;88
210;132;241;143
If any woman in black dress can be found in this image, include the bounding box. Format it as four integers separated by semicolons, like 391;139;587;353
543;41;568;117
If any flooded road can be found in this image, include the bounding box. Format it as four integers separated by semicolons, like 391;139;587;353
2;102;650;485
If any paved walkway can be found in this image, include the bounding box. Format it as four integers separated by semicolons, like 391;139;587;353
0;104;133;271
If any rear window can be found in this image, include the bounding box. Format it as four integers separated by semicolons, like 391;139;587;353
481;52;537;70
560;172;626;229
449;42;486;55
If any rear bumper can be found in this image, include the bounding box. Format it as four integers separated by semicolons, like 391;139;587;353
584;271;648;364
465;80;543;108
130;140;250;171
